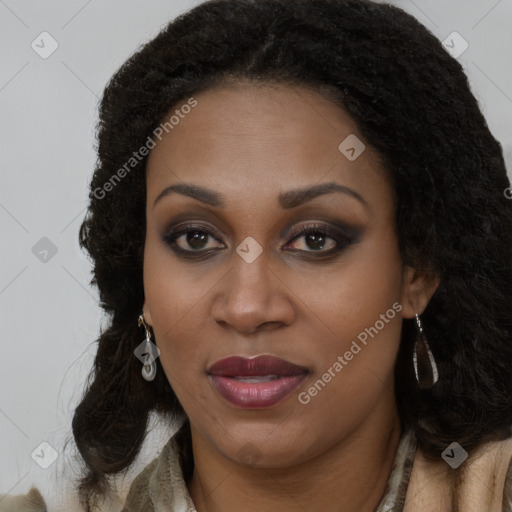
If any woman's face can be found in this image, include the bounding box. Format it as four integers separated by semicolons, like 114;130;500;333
143;82;433;467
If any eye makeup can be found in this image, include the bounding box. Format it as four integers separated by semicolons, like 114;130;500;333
160;218;363;261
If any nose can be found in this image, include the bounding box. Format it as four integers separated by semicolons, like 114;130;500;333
211;249;296;334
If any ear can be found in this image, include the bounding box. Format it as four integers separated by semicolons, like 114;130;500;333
400;265;441;319
142;300;154;326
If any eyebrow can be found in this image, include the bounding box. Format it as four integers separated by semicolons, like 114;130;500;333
152;181;367;209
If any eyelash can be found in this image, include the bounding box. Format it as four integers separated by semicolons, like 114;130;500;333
162;222;358;259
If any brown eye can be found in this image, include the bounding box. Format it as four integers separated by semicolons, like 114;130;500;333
288;230;338;252
163;224;224;256
285;224;356;256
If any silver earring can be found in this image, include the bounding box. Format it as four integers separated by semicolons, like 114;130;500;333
413;313;439;389
137;314;158;381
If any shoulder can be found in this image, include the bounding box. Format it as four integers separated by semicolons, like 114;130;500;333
0;455;166;512
0;434;184;512
0;487;47;512
405;434;512;512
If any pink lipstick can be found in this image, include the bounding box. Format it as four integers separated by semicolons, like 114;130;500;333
207;355;308;408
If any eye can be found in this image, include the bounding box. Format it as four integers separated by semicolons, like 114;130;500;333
285;224;353;255
162;223;224;256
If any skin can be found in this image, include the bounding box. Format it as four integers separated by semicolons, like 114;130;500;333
142;81;440;512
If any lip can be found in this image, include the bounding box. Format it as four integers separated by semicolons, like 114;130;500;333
207;355;309;408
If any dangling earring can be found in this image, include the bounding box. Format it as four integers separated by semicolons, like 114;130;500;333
137;314;159;381
413;313;439;389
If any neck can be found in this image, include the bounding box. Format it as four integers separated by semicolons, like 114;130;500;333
188;402;402;512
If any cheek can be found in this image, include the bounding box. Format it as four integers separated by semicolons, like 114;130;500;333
143;241;211;381
301;230;403;338
297;230;404;388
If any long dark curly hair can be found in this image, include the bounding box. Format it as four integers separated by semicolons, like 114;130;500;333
71;0;512;509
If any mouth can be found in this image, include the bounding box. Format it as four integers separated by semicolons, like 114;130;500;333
207;355;309;408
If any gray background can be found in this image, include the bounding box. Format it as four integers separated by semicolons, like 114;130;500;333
1;0;511;509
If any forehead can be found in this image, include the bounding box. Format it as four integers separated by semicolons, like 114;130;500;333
145;82;391;210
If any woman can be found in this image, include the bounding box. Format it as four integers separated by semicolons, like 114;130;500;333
3;0;512;510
